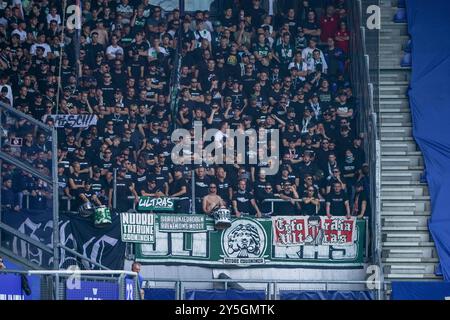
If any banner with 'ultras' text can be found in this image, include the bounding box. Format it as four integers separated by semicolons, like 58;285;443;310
43;114;98;128
138;196;175;211
136;216;365;268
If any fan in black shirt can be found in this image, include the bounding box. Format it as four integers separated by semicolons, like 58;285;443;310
232;179;261;218
325;182;350;218
169;168;190;214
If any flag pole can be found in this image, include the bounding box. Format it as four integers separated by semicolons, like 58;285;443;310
56;0;68;115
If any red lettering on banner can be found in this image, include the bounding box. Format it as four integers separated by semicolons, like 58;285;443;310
321;218;355;244
273;217;307;246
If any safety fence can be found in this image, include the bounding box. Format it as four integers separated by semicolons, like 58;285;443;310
348;0;383;298
142;278;383;300
0;269;139;300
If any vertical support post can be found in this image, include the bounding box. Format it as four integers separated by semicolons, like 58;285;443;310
273;282;278;300
365;217;369;261
113;168;118;209
191;170;196;214
55;273;60;300
179;281;184;300
175;281;180;300
0;106;2;243
179;0;185;16
52;128;60;270
118;273;125;300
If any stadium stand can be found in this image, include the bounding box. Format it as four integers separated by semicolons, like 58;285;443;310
0;0;370;221
0;0;381;300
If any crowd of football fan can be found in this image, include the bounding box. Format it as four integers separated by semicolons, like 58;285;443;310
0;0;370;220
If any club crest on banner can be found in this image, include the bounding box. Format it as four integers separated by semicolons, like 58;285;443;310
221;218;267;265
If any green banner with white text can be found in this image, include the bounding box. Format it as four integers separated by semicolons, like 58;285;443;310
135;216;366;268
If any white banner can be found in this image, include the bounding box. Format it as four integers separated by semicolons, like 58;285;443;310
44;114;98;128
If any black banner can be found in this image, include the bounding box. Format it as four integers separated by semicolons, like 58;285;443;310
1;209;125;270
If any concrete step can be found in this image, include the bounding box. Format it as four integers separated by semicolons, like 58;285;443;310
380;70;410;82
382;226;429;232
381;195;429;202
379;108;410;113
382;247;436;259
380;35;410;43
380;122;412;127
380;81;410;86
381;142;417;153
381;151;422;157
384;273;442;280
383;257;439;263
381;200;430;212
384;263;437;275
382;165;423;171
380;126;413;137
381;186;428;197
380;136;414;142
381;156;424;167
381;210;431;217
383;241;436;247
382;216;429;228
379;84;408;95
380;112;411;124
380;98;409;108
383;231;431;243
381;180;427;187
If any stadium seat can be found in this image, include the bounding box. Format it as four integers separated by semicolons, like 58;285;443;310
393;8;407;23
401;52;412;67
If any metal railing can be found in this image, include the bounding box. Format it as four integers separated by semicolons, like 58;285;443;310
0;101;59;270
142;278;383;300
348;0;384;298
0;269;139;300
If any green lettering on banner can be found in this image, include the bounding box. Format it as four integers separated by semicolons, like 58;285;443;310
135;216;366;268
137;197;175;211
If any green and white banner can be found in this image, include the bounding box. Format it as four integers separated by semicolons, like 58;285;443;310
159;214;207;232
120;212;156;243
137;197;175;212
135;215;366;267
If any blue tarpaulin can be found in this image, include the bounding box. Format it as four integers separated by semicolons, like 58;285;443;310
279;290;374;300
185;289;266;300
391;282;450;300
144;288;176;300
407;0;450;280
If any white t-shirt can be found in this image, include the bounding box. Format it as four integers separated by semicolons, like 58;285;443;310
194;29;211;47
46;13;62;25
11;28;27;42
30;42;52;57
106;45;124;58
288;61;308;81
148;46;168;58
0;84;13;107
